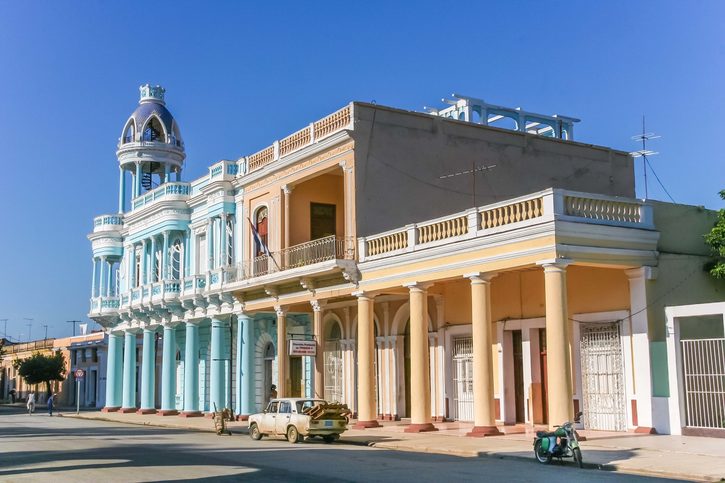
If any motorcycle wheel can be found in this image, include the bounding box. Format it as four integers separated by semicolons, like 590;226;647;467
534;440;553;464
573;447;583;468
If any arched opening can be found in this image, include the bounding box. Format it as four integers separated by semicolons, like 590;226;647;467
471;108;482;124
142;116;165;142
175;347;184;410
225;216;234;266
171;121;182;147
171;237;182;280
324;320;343;403
263;342;275;403
254;207;269;256
488;113;519;131
123;119;136;143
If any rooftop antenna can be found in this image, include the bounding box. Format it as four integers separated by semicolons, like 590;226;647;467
439;162;497;207
629;116;660;200
42;324;49;340
0;319;7;339
23;317;33;341
67;320;82;337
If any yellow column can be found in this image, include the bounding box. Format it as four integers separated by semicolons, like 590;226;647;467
312;300;324;399
466;273;502;437
282;185;292;250
275;306;288;398
539;260;574;428
404;283;437;433
353;292;380;428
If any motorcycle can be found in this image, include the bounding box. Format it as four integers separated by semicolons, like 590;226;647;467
533;411;583;468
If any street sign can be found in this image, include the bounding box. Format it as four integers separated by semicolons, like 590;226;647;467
74;369;85;379
289;340;316;356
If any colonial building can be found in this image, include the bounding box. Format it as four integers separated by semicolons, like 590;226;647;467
89;87;724;435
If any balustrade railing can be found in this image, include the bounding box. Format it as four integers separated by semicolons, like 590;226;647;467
131;182;191;210
359;188;654;261
93;214;124;229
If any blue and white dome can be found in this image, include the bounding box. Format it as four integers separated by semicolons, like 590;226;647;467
119;84;183;148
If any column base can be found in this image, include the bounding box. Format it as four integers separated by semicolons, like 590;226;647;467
157;409;179;416
101;406;121;413
634;426;657;434
404;423;438;433
353;420;381;429
136;408;157;415
118;407;137;413
179;411;203;418
466;425;503;437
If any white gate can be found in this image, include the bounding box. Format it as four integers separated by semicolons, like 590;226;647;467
324;340;343;403
452;337;474;421
580;322;627;431
681;338;725;430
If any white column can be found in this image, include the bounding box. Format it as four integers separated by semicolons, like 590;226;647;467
626;267;657;432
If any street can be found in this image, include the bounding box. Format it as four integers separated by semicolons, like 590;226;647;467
0;407;682;482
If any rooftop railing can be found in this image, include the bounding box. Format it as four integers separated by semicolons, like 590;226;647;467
359;188;654;261
131;181;191;211
93;214;124;232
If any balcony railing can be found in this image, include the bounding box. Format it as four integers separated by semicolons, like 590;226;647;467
93;214;124;232
131;182;191;211
4;339;55;354
359;188;655;261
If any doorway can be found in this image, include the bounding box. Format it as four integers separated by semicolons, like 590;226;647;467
290;357;302;397
512;330;525;423
263;342;274;403
310;203;336;240
539;328;548;425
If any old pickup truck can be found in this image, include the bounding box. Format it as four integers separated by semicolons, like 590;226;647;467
248;398;350;443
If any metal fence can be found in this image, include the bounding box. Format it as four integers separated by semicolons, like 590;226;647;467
681;338;725;429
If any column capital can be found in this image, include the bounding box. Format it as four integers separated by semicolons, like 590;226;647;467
352;290;375;300
282;184;294;195
274;305;287;317
536;258;572;272
403;281;433;292
310;300;323;312
625;266;658;281
464;272;498;284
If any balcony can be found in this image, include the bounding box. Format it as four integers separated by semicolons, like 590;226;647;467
92;214;124;233
89;296;120;315
131;181;191;211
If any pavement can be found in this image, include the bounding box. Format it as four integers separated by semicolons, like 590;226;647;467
54;408;725;482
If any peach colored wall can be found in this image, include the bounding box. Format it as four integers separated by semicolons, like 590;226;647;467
288;173;344;246
442;266;630;325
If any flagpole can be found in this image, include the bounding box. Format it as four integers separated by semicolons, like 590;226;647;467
247;217;281;271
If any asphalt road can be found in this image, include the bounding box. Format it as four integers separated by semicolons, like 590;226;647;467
0;407;681;482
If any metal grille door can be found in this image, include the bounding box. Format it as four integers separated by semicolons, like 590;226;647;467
580;323;626;431
452;337;474;422
681;338;725;430
324;341;343;403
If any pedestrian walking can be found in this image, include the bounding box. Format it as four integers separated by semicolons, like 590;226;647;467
47;393;54;417
26;392;36;414
9;388;16;404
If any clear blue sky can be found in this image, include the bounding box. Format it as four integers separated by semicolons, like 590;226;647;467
0;1;723;341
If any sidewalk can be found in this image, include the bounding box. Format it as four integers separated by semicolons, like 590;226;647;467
62;411;725;482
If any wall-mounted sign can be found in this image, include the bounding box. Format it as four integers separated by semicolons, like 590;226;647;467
289;340;316;356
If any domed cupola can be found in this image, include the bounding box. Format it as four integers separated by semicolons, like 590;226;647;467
116;84;187;212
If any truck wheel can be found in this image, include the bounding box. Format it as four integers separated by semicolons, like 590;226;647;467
287;425;300;443
249;423;263;441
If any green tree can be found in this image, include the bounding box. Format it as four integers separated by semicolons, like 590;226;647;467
13;351;67;396
704;190;725;279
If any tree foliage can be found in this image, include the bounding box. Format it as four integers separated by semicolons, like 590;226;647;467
704;190;725;279
13;351;67;395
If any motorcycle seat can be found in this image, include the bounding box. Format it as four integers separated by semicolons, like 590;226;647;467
536;431;553;438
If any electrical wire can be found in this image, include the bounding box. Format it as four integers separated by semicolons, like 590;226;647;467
644;157;676;203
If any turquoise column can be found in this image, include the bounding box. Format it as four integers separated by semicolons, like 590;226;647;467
140;240;148;285
104;332;123;410
160;325;178;415
91;258;98;298
182;322;201;416
207;218;214;270
238;314;255;416
210;318;227;411
162;231;170;280
106;260;113;297
150;237;157;282
135;162;142;197
121;331;137;411
118;166;126;213
99;256;107;298
139;328;156;413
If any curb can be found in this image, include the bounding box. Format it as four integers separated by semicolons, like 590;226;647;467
59;413;215;433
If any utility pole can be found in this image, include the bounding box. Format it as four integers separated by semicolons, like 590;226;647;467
42;324;49;340
23;318;33;341
67;320;82;337
0;319;8;340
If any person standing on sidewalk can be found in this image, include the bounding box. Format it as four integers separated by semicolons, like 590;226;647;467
26;392;36;415
47;393;54;417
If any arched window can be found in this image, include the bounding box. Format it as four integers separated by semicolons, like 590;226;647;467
255;207;268;256
123;119;136;143
142;116;165;142
171;237;182;280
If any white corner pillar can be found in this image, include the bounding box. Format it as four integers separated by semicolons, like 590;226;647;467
538;259;574;429
312;301;324;399
353;292;380;429
275;307;288;398
626;266;657;433
466;273;502;437
403;283;437;433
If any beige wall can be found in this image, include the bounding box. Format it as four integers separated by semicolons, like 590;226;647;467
289;173;344;246
352;103;635;237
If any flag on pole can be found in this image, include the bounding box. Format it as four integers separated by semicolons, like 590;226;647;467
247;217;280;270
